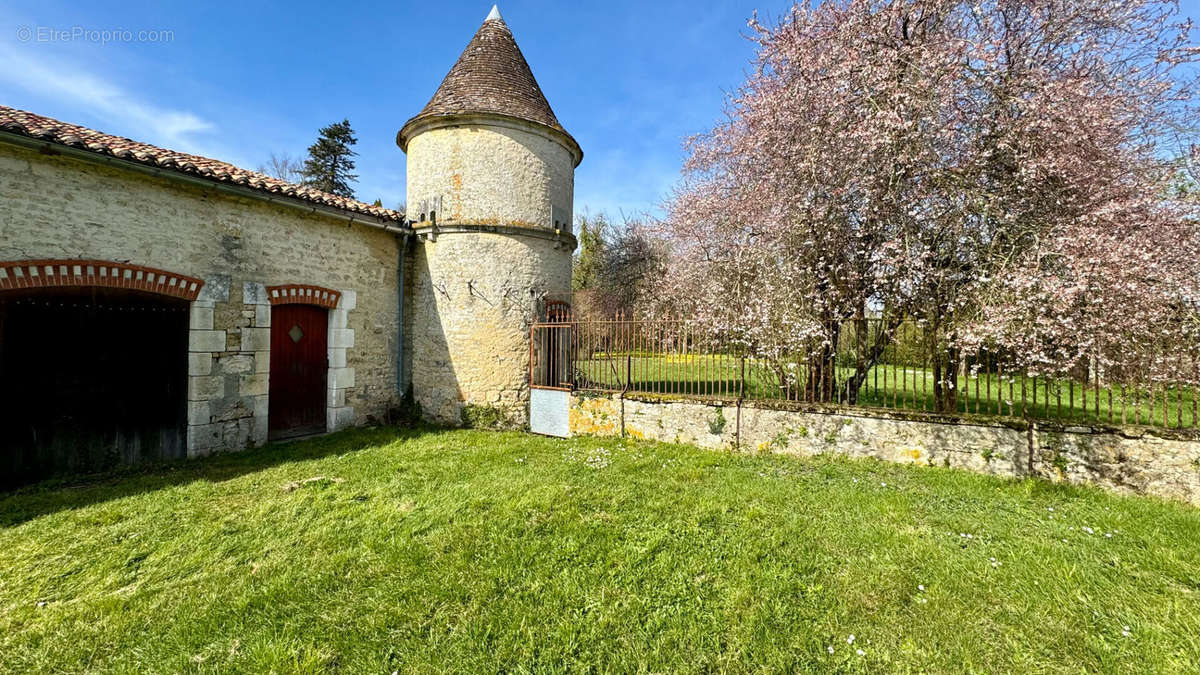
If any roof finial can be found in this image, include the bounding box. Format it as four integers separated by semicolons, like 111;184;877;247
486;4;503;21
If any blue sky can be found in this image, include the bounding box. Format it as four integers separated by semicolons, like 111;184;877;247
2;1;1197;218
0;0;786;217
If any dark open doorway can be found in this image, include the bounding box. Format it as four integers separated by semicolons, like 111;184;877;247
0;287;188;488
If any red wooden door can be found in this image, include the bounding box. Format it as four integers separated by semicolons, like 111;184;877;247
269;304;328;438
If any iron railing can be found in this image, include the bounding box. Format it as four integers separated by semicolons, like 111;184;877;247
531;318;1200;430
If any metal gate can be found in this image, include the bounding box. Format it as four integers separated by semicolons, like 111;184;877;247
529;309;573;437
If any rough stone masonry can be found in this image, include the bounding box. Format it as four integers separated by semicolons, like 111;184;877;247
568;393;1200;506
0;6;578;467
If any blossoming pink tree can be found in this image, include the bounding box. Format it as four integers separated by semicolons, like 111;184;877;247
662;0;1199;410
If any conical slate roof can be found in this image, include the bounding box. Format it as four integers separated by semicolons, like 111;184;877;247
398;6;577;155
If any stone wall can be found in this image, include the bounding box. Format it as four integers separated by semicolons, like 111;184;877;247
408;230;572;425
0;143;403;455
404;118;576;231
402;115;577;427
568;393;1200;506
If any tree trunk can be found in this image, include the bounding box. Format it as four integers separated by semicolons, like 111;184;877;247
1069;355;1090;385
841;315;902;405
933;343;960;414
807;322;840;403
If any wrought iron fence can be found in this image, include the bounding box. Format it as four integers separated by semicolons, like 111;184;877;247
530;318;1200;430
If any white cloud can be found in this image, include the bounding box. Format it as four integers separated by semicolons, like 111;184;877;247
0;43;215;153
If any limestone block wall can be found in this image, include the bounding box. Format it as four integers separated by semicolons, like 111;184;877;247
408;230;572;425
568;393;1200;506
324;289;359;433
405;119;576;231
186;278;270;455
0;143;403;455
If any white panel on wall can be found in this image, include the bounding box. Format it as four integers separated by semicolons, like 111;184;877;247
530;388;569;438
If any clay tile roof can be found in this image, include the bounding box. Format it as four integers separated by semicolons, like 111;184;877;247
398;6;578;155
0;105;405;223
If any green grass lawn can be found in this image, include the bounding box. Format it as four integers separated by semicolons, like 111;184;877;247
2;428;1199;672
577;355;1200;429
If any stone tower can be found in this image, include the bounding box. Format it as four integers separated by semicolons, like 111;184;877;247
399;5;582;425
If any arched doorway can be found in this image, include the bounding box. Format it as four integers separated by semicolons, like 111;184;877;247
266;284;339;440
0;261;203;487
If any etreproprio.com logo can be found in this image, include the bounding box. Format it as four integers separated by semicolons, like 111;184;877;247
16;25;174;45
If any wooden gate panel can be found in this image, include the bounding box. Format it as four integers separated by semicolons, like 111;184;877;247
0;289;188;488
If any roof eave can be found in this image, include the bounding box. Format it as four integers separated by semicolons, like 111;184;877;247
0;130;412;232
397;111;583;167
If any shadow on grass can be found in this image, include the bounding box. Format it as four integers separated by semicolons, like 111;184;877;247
0;425;428;528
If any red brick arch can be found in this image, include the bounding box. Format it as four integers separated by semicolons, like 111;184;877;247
266;284;341;309
0;260;204;300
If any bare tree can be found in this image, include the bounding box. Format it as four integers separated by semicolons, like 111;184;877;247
572;212;665;318
257;152;303;184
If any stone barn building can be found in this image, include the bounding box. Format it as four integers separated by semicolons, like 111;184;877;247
0;6;579;486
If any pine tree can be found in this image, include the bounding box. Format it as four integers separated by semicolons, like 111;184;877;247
300;119;358;198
